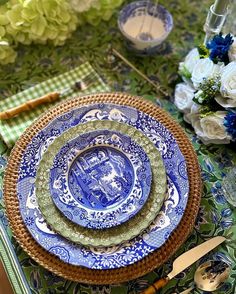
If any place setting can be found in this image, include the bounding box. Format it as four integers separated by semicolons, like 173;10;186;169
0;0;235;293
3;88;202;287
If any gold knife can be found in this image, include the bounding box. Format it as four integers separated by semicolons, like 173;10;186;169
142;236;226;294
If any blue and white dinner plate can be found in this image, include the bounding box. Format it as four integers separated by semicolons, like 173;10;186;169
17;103;189;270
50;128;152;229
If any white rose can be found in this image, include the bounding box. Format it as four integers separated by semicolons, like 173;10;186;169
191;117;211;143
220;62;236;107
215;94;236;108
191;58;223;89
179;48;200;74
174;83;195;113
229;37;236;62
192;111;231;144
183;103;200;124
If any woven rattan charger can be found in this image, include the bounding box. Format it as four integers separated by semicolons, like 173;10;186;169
4;92;202;284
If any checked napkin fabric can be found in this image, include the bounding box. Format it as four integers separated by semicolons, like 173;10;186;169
0;62;110;148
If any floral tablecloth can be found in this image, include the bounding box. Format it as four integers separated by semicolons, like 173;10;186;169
0;0;235;293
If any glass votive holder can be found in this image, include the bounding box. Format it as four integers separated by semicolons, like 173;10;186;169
221;167;236;207
203;4;227;44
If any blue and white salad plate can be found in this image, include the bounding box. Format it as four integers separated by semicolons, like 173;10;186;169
50;128;152;229
17;103;189;270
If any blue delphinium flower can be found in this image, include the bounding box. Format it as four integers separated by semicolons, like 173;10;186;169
207;33;234;64
224;111;236;141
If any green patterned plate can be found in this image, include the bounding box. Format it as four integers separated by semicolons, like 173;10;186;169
36;120;167;247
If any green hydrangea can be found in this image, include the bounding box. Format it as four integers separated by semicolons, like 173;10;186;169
69;0;97;13
0;0;124;65
5;0;78;46
81;0;124;25
0;3;10;37
0;39;17;64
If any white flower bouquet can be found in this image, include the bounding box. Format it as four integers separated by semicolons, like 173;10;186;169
0;0;124;65
174;33;236;145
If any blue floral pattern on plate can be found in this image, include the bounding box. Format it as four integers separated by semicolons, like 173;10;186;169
17;103;189;269
50;129;152;229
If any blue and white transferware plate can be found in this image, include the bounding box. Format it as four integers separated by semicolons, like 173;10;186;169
36;120;166;247
50;127;152;229
18;103;189;270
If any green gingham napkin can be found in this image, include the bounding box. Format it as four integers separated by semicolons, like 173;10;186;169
0;62;110;148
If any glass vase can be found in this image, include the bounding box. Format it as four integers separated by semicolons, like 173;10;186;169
203;4;228;44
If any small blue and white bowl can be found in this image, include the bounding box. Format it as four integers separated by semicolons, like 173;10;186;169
118;1;173;55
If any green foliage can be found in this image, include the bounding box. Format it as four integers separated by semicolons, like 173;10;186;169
193;75;223;117
197;44;210;58
198;103;222;118
80;0;124;25
178;65;191;79
0;0;124;65
0;39;16;64
0;0;9;5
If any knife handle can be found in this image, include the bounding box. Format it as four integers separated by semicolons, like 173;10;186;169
142;277;169;294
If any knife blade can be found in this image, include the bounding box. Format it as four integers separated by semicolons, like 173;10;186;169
142;236;226;294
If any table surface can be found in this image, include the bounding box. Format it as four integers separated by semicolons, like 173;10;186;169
0;0;235;293
0;261;14;294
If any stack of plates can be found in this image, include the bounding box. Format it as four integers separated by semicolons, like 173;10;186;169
4;93;201;283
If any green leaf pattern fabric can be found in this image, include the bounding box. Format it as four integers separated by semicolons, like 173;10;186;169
0;0;235;293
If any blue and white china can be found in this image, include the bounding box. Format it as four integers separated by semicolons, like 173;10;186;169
18;103;189;269
36;120;166;247
118;1;173;55
50;129;152;229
